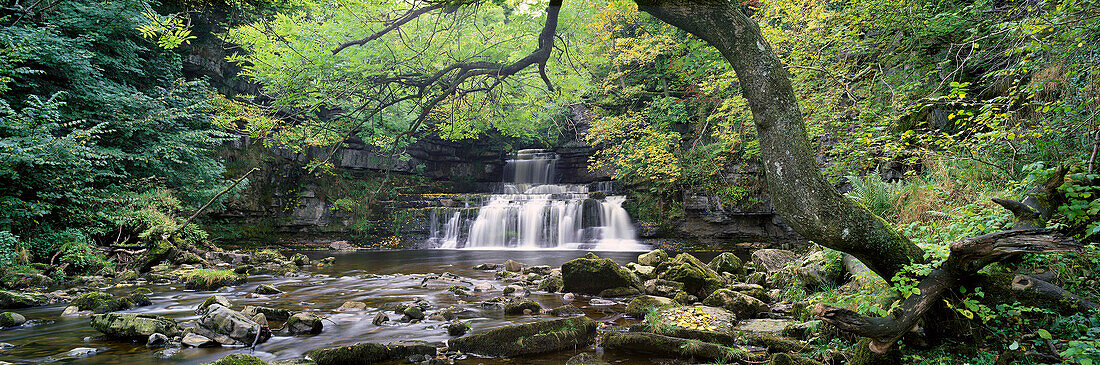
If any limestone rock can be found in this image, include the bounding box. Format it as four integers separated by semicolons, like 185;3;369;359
449;316;597;357
336;301;367;311
199;304;271;345
182;333;217;347
702;289;769;319
751;249;800;273
637;249;668;266
708;252;746;275
91;313;180;338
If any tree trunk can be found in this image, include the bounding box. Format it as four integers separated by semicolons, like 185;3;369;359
633;0;924;280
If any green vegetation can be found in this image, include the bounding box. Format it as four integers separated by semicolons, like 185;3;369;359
178;269;246;290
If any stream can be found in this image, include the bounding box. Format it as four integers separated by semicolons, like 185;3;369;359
0;249;722;364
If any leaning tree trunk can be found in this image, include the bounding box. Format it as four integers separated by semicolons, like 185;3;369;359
633;0;924;281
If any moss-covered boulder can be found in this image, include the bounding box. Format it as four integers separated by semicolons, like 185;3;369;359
598;286;640;297
561;254;640;295
548;304;585;317
729;283;770;302
658;253;722;295
702;289;769;319
634;306;740;345
503;300;542;315
307;341;435;365
603;332;747;362
850;338;901;365
637;249;668;266
708;252;746;276
242;305;292;322
537;275;564;292
751;249;799;273
203;353;266;365
256;284;283;295
0;311;26;327
198;295;233;313
200;305;270;345
286;312;323;335
449;316;597;357
180;269;246;290
625;295;677;317
91;313;180;338
71;291;151;314
0;290;47;309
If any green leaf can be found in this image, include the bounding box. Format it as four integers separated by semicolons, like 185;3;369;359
1038;329;1053;340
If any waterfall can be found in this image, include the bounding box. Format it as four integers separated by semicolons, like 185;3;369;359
428;149;648;251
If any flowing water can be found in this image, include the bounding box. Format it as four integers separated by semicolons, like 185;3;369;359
427;149;648;251
0;250;721;365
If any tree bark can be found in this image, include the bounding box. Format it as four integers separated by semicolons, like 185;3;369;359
633;0;924;280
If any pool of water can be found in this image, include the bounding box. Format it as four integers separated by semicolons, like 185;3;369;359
0;249;722;364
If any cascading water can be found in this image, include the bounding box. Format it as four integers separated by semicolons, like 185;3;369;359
427;149;648;250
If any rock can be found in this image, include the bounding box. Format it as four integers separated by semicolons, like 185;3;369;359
200;305;271;344
473;282;494;292
251;313;269;328
537;275;564;292
751;249;800;273
702;289;769;319
145;333;169;348
241;306;292;322
504;259;525;272
658;253;722;295
256;284;283;295
637;249;668;266
71;291;151;313
589;298;615;306
0;290;47;309
561;254;640;295
771;353;822;365
307;341;435;365
522;265;552;275
402;306;425;321
625;295;677;317
206;354;267;365
730;283;771;302
643;279;685;297
503;300;542;315
290;253;311;266
286;312;323;335
61;306;91;317
0;312;26;327
642;306;738;342
180;269;247;290
182;333;217;347
329;241;353;250
850;338;901;365
473;263;501;270
562;293;576;303
317;257;336;266
372;312;389;325
627;264;656;280
548;304;584;317
336;301;367;311
603;332;744;362
746;271;768;286
198;295;233;313
782;321;816;340
502;285;520;295
673;291;696;304
446;321;469;336
91;313;180;338
0;342;14;349
64;347;101;357
449;316;597;357
708;252;746;275
598;286;639;297
566;352;611;365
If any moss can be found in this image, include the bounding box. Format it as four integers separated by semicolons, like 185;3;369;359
598;286;640;297
708;252;746;275
204;354;266;365
503;300;542;315
603;332;747;362
849;338;900;365
561;257;640;295
548;304;585;317
770;353;820;365
538;275;564;292
0;311;26;327
181;269;246;290
625;295;676;317
71;291;150;313
91;312;180;338
307;341;435;365
449;316;597;357
0;290;47;308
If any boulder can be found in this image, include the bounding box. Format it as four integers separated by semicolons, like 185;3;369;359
0;290;47;309
307;341;435;365
91;313;180;338
336;301;367;311
638;306;739;344
566;353;611;365
626;263;656;280
537;275;564;292
286;312;323;335
708;252;746;275
182;333;217;347
71;291;151;314
751;249;800;273
729;283;771;302
547;304;584;317
290;253;311;266
771;353;822;365
256;284;283;295
241;305;292;322
643;279;684;297
446;321;469;336
657;253;721;295
449;316;597;357
637;249;668;266
625;295;677;317
206;354;267;365
504;259;525;272
0;311;26;327
702;289;769;319
198;295;232;313
561;255;640;295
603;332;745;362
402;306;425;321
180;269;246;290
372;312;389;326
522;265;552;275
473;263;501;270
200;305;271;345
146;333;168;348
598;286;640;297
503;300;542;315
473;282;494;292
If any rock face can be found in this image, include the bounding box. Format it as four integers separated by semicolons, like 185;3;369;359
91;313;180;338
702;289;769;319
561;255;640;295
286;312;324;335
200;305;271;344
603;332;744;363
307;341;436;365
449;316;598;357
0;290;47;309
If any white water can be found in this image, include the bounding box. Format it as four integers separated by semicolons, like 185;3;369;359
428;149;647;251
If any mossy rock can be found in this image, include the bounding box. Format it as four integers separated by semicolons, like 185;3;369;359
658;254;721;296
702;289;769;319
770;353;821;365
204;354;266;365
641;306;739;344
637;249;668;266
850;338;901;365
547;304;585;317
603;332;747;362
286;312;323;335
289;253;310;266
199;295;233;313
708;252;746;275
181;269;246;290
742;333;804;353
625;295;676;317
200;304;271;344
0;311;26;327
598;286;640;297
71;291;151;314
307;341;435;365
449;316;597;357
242;305;292;322
503;300;542;315
537;275;564;292
566;352;610;365
561;255;640;295
133;240;175;272
91;313;180;338
0;290;47;309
